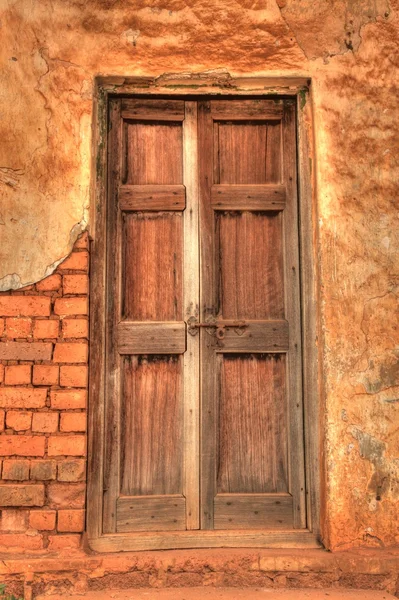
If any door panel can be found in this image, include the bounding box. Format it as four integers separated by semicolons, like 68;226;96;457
217;121;281;184
104;98;199;533
122;212;183;321
199;98;305;531
218;354;287;495
121;355;182;496
103;96;306;537
219;211;284;320
125;121;183;185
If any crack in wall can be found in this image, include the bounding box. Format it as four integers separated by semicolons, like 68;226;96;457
275;0;391;61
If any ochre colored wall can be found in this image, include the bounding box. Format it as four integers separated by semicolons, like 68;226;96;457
1;0;398;551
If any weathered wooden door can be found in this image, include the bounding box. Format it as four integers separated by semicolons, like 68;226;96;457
103;96;306;537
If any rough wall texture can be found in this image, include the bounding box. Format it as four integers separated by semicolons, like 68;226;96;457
1;0;398;552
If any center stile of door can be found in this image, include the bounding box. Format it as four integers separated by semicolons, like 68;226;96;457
103;97;306;536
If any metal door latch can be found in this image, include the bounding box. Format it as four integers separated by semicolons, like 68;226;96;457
187;317;247;339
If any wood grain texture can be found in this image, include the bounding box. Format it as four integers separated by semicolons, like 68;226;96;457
103;98;123;533
117;496;186;532
211;99;283;120
198;100;218;529
297;92;321;537
265;121;282;183
217;122;282;185
282;101;306;529
182;101;200;529
121;355;183;496
90;530;321;553
123;212;183;321
117;322;186;354
219;320;289;353
211;184;286;211
214;494;293;530
119;185;186;211
87;86;107;540
219;212;284;320
121;98;185;121
126;122;183;185
218;354;288;494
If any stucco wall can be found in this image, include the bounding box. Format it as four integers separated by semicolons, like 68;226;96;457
1;0;398;551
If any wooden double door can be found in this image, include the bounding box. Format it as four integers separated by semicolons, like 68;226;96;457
103;96;306;538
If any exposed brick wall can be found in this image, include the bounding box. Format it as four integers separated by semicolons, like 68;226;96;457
0;233;89;552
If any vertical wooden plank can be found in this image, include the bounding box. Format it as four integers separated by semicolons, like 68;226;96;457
213;121;220;185
282;100;307;529
218;354;288;494
102;98;122;533
219;212;284;320
87;86;107;541
183;101;200;530
297;90;321;537
127;122;183;185
121;355;182;495
199;100;217;529
218;122;267;184
122;212;183;321
265;122;282;183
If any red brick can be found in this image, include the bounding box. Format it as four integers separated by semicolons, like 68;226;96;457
0;388;47;409
47;483;85;508
62;318;88;339
30;459;56;481
0;436;45;457
0;364;4;384
63;274;89;295
2;459;30;480
4;365;31;385
0;509;28;531
60;366;88;388
5;317;32;339
0;484;44;506
0;319;4;337
0;341;52;361
74;232;89;249
54;342;88;364
32;412;59;433
29;509;56;530
6;411;32;431
54;298;88;316
0;297;51;317
60;413;86;433
57;459;86;482
36;274;62;292
58;251;89;271
48;533;81;550
50;389;87;410
0;410;4;432
32;365;59;386
57;509;85;532
0;532;43;550
48;435;86;457
33;319;59;339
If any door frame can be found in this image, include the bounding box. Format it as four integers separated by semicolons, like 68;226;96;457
87;74;323;553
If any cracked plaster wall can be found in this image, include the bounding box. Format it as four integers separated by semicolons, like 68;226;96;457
1;0;398;550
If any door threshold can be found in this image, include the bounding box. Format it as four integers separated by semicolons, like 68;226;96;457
89;530;322;553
